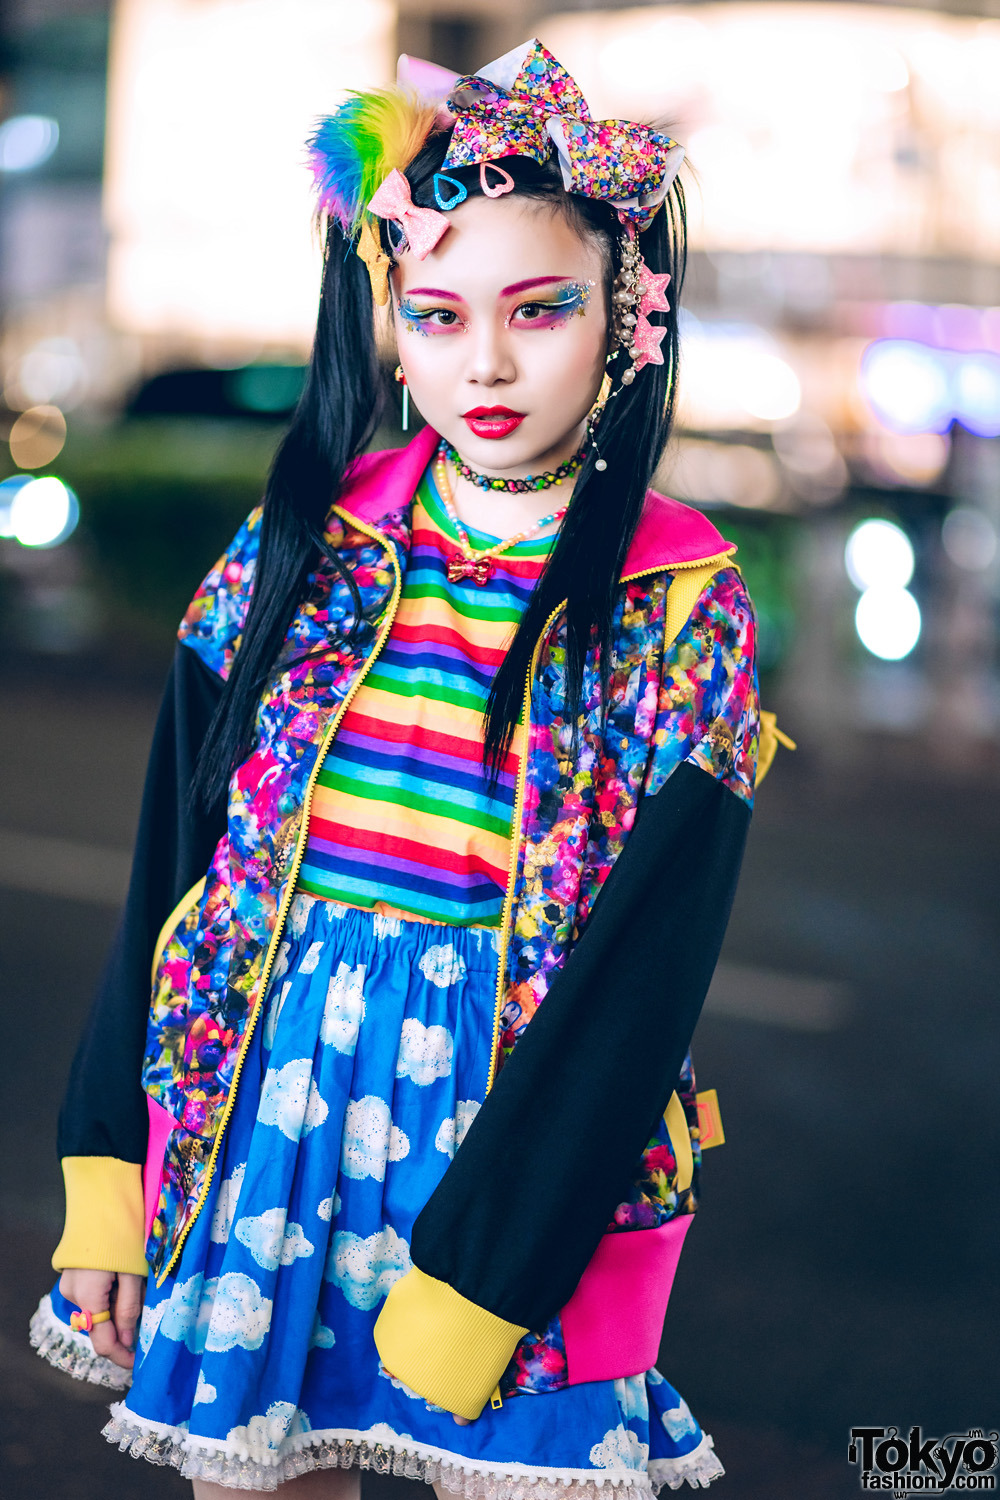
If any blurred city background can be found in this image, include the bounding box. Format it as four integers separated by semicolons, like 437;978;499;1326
1;1;997;1496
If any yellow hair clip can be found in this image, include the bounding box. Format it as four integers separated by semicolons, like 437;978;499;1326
357;217;391;308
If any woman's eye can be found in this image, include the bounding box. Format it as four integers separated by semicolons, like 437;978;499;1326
397;302;465;335
509;295;582;327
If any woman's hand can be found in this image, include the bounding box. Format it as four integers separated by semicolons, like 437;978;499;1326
59;1268;146;1371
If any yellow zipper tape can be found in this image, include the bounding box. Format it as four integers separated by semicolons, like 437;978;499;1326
150;877;207;985
159;509;403;1282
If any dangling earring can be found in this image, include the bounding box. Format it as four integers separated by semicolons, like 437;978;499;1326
587;372;613;472
394;364;409;432
591;425;607;472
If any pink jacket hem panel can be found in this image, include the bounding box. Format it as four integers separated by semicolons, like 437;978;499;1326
144;1096;178;1242
560;1216;693;1384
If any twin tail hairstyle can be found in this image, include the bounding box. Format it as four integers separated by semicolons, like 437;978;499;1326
192;118;687;814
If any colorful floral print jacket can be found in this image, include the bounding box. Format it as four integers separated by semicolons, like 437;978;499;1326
53;425;760;1420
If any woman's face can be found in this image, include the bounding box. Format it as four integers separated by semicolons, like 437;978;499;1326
391;193;609;475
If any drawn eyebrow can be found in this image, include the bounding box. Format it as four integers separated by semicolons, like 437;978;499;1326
500;276;575;297
403;287;464;300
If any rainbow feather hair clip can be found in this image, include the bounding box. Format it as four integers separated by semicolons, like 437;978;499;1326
307;87;439;238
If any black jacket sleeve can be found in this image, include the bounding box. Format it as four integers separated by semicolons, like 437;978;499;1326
57;642;226;1163
409;760;750;1331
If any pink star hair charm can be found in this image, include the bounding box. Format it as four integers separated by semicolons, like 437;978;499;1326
607;222;672;384
631;315;667;371
631;265;671;370
638;265;671;316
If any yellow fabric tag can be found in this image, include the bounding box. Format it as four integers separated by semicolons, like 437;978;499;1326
695;1088;725;1149
490;1387;503;1409
756;710;797;786
663;1092;694;1193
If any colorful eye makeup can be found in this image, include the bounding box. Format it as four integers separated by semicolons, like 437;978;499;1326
397;299;465;336
396;278;595;336
507;279;594;330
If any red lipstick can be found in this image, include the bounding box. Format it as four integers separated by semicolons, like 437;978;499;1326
462;406;526;440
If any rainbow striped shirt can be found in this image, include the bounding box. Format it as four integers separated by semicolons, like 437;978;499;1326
295;464;555;926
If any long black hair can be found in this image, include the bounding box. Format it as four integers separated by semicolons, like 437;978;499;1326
192;128;686;813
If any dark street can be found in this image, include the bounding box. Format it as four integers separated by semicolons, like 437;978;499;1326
2;673;996;1499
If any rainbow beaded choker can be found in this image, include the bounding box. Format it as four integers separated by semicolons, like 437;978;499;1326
438;436;587;494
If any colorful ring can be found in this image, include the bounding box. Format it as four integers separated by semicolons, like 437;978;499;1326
433;172;468;211
69;1308;112;1333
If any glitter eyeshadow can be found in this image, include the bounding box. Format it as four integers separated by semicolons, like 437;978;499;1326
397;299;434;335
508;279;594;329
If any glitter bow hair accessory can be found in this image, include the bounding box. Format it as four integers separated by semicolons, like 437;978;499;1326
306;39;685;310
442;39;685;229
368;169;450;259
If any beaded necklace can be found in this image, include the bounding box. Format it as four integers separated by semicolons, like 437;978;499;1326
434;445;567;585
440;435;587;493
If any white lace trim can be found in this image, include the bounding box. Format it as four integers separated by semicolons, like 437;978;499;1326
29;1294;132;1391
103;1404;723;1496
648;1436;725;1492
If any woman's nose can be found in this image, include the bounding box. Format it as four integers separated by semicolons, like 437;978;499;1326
465;324;516;387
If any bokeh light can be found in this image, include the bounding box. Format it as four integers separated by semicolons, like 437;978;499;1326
740;353;802;423
0;474;33;537
855;586;922;660
941;508;999;571
9;476;80;549
658;439;782;510
0;114;59;172
8;405;68;469
679;317;801;430
860;341;951;435
951;352;1000;438
543;5;1000;262
225;364;306;414
772;415;848;503
866;432;950;488
7;338;87;411
861;340;1000;438
105;0;394;344
845;519;915;591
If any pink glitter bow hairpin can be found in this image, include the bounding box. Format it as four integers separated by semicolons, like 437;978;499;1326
441;39;684;229
368;168;450;259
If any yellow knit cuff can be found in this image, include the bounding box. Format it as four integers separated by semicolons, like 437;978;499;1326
51;1157;149;1277
374;1266;527;1420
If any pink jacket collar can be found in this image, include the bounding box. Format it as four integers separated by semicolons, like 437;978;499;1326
337;426;732;575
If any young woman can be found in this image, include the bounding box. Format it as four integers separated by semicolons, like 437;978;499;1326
31;39;763;1498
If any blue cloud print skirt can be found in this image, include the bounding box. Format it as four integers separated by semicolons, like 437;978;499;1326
34;894;724;1495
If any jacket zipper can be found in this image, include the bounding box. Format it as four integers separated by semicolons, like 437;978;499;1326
482;547;736;1099
159;508;403;1283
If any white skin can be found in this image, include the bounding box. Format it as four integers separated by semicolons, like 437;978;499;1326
60;192;612;1500
393;191;610;535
